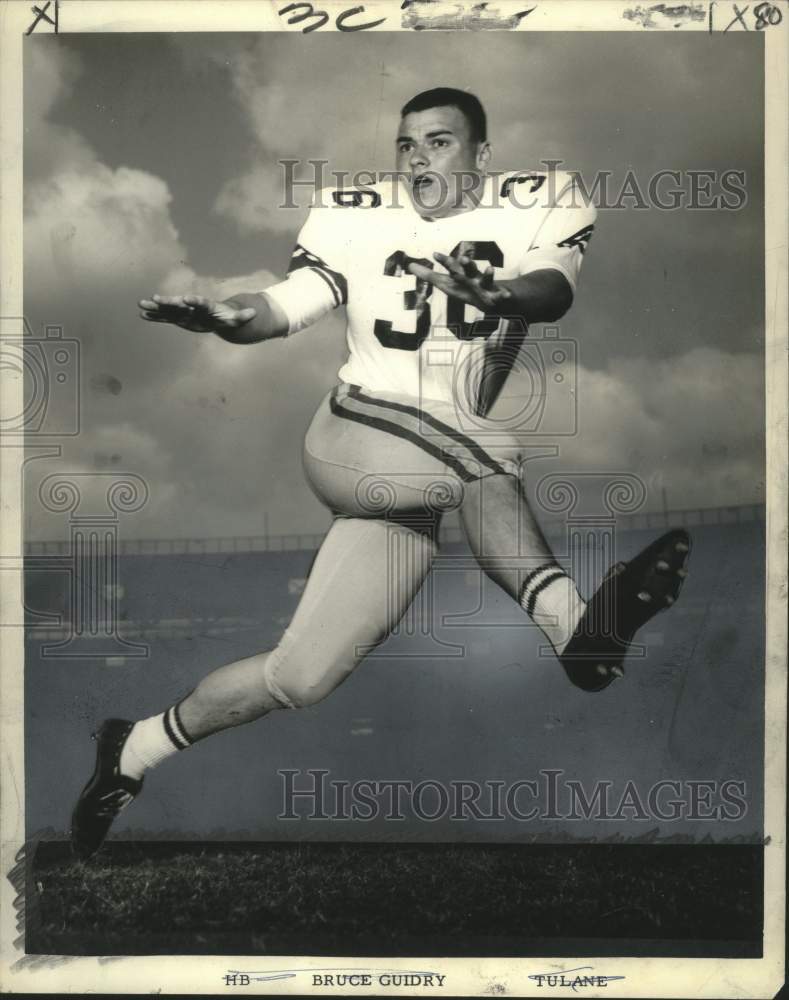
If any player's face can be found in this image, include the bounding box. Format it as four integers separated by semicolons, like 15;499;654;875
396;106;490;219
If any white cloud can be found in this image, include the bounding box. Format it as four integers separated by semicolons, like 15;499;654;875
23;40;343;542
503;347;764;511
26;422;179;539
27;163;181;291
202;36;397;234
213;164;309;235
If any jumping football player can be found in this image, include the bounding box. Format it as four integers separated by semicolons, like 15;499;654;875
72;89;690;858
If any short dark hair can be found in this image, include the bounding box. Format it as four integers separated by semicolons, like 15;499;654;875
400;88;487;143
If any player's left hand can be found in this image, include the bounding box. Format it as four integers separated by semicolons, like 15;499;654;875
408;252;512;313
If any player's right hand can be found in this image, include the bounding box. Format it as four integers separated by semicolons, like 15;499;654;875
138;295;257;333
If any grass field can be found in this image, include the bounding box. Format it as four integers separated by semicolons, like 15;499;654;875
27;842;762;957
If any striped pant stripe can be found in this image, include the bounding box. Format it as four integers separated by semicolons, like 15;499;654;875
331;384;511;482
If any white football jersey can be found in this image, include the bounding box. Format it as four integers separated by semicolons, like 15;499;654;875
265;170;596;417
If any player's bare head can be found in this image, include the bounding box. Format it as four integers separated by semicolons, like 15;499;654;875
402;88;487;144
397;88;491;218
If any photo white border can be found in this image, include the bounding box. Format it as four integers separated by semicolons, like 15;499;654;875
1;1;785;996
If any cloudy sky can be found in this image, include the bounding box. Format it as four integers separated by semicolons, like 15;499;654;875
23;31;764;541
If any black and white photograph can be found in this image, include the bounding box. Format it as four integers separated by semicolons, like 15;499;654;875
0;0;786;996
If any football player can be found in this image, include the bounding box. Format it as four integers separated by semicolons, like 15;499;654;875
72;88;690;859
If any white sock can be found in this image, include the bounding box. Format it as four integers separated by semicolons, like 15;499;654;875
520;566;586;655
119;705;194;780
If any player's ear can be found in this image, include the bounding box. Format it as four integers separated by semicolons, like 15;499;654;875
477;142;492;170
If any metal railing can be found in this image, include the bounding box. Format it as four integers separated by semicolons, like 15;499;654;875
24;502;764;558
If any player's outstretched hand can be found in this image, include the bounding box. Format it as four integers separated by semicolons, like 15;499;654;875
408;252;513;313
138;295;257;334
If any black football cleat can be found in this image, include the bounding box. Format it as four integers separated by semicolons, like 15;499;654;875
70;718;143;860
559;528;691;693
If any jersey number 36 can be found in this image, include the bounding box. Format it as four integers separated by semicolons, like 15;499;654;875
373;241;504;351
